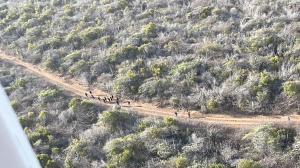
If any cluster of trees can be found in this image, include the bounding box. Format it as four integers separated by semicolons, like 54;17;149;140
1;0;300;114
1;59;300;167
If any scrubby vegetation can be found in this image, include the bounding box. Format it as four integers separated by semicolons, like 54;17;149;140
1;0;300;114
2;0;300;167
1;60;300;167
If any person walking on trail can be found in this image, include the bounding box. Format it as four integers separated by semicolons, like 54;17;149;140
91;95;95;99
98;97;101;101
85;93;88;97
90;91;92;95
111;95;114;100
288;116;290;121
175;111;178;117
127;101;130;106
116;101;119;106
187;110;191;118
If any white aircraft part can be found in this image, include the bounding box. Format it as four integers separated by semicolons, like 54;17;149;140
0;84;41;168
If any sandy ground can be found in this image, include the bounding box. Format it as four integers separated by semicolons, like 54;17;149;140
0;51;298;128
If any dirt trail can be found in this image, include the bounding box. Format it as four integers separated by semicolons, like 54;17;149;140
0;51;299;128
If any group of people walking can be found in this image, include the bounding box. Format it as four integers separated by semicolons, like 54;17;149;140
175;109;191;118
84;91;130;107
85;90;194;118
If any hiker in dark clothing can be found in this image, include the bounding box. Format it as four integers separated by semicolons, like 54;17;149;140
116;101;119;106
85;93;88;97
103;98;106;103
91;95;95;99
90;91;92;94
98;97;101;101
175;111;178;117
117;97;119;102
111;95;113;100
288;116;290;121
187;110;191;118
108;98;111;102
127;101;130;106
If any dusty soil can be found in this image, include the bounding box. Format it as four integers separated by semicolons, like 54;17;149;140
0;51;298;128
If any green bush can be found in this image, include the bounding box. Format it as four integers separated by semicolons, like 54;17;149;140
4;25;17;36
38;9;54;23
283;81;300;97
176;157;188;168
49;36;63;49
107;6;115;13
11;101;19;111
44;60;58;71
107;164;116;168
68;98;82;110
150;125;162;138
67;139;88;157
164;117;178;126
51;0;63;6
142;22;158;38
138;120;150;132
38;87;62;103
99;109;128;131
100;35;113;46
69;60;88;74
37;110;48;122
37;154;59;168
12;78;26;90
52;147;59;154
206;99;219;110
238;159;260;168
28;125;51;143
210;164;227;168
243;125;295;152
19;13;33;22
104;134;141;166
260;72;274;86
63;51;83;62
150;61;169;78
199;6;214;19
270;56;281;70
249;83;263;97
138;79;169;98
0;9;8;19
197;43;220;55
80;26;106;44
69;98;94;110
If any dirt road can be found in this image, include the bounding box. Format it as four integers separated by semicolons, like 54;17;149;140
0;51;298;127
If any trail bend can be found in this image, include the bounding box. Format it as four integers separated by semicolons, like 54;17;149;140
0;51;298;128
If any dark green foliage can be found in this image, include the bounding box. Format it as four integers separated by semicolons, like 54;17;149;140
80;26;106;44
199;6;214;19
99;109;128;131
206;99;219;111
284;81;300;97
164;117;178;126
37;154;59;168
38;86;62;103
176;157;188;168
238;159;260;168
242;125;295;152
12;78;26;89
10;100;19;111
68;98;94;110
210;164;228;168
